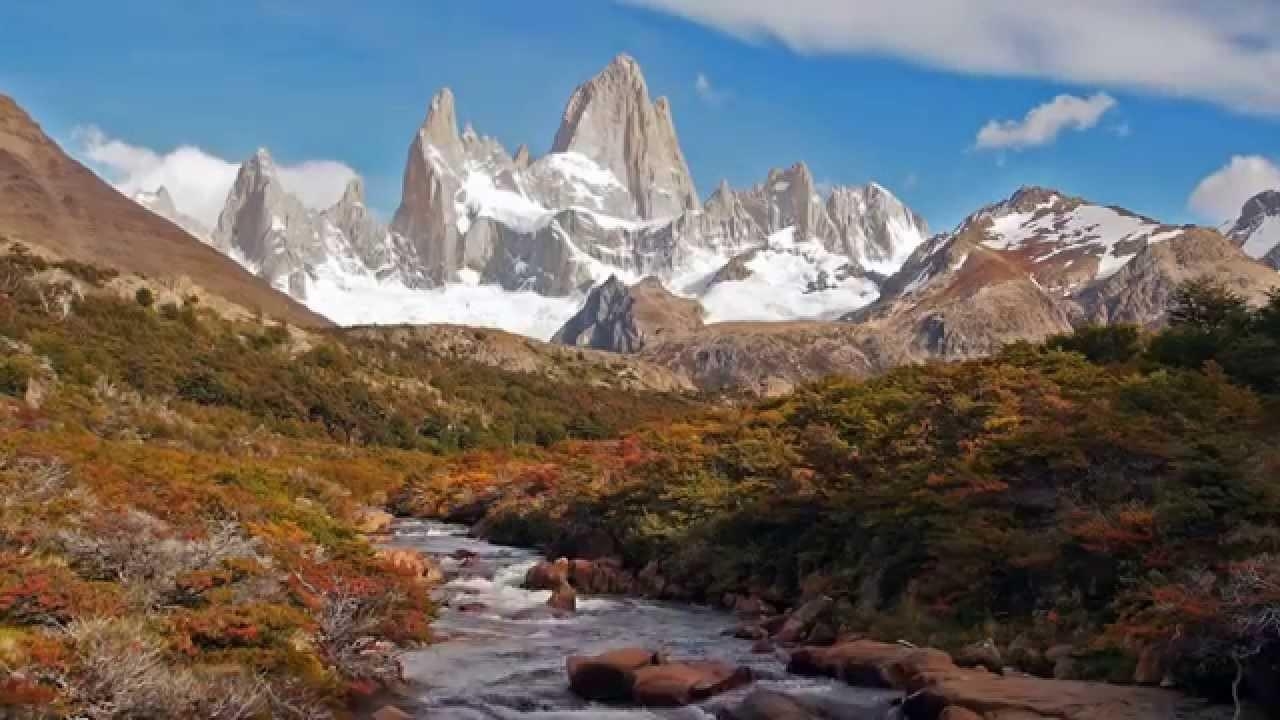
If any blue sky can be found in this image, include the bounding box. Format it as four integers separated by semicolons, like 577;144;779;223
2;0;1278;231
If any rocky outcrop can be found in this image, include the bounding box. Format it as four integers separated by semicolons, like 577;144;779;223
551;53;698;220
789;640;1226;720
1078;228;1280;326
641;321;876;396
552;275;704;353
1225;189;1280;269
341;324;693;394
827;182;929;271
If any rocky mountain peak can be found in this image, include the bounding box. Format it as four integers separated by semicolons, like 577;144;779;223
512;144;531;169
419;88;464;162
552;274;703;353
550;54;698;220
1227;189;1280;269
337;176;365;207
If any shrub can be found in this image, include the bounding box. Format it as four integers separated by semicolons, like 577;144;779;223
134;286;155;308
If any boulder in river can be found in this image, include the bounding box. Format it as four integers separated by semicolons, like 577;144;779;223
547;579;577;612
717;689;823;720
774;595;834;643
630;661;753;706
524;557;570;590
566;647;663;702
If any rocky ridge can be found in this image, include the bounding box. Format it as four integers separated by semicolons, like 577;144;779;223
1226;189;1280;269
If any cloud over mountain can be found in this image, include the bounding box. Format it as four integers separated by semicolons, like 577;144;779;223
1189;155;1280;223
74;126;357;228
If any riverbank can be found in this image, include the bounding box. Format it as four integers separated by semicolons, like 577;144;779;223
381;519;1251;719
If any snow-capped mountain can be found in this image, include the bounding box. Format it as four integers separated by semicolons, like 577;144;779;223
132;186;210;241
1226;189;1280;270
845;186;1279;366
127;54;930;339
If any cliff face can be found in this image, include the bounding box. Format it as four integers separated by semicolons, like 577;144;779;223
552;275;704;353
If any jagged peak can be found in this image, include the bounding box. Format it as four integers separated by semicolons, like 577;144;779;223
1240;189;1280;217
512;144;531;168
339;176;365;205
248;147;275;169
420;87;461;147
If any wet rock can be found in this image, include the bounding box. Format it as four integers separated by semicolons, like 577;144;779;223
956;639;1004;673
566;647;663;702
547;580;577;612
371;706;412;720
774;595;834;643
733;594;777;618
788;640;955;690
937;707;981;720
717;689;822;720
630;661;752;706
751;638;774;654
451;548;477;560
524;557;570;590
1045;644;1077;680
455;602;488;613
729;623;769;641
805;622;837;646
1006;634;1048;676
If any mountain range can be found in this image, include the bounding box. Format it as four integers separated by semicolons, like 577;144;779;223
4;53;1277;397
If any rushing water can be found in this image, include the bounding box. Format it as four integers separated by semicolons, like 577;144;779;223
389;519;896;719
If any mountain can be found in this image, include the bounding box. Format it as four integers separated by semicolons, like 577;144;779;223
132;186;210;240
1226;189;1280;269
0;94;327;327
198;55;928;337
846;186;1279;366
552;275;704;353
550;53;698;220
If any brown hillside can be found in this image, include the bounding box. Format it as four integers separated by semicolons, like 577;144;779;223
0;94;329;327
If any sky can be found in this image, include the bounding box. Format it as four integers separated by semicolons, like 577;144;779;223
2;0;1278;232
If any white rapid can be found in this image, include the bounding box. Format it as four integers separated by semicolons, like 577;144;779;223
389;520;896;718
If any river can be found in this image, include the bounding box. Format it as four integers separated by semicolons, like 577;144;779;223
388;519;897;719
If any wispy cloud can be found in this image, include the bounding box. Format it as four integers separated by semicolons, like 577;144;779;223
1188;155;1280;222
975;93;1116;151
694;71;731;106
74;126;357;228
622;0;1280;115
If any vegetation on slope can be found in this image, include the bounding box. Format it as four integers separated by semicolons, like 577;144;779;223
0;246;694;718
400;281;1280;705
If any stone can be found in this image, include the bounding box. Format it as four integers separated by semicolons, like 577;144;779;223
718;689;822;720
566;647;663;702
524;558;570;590
788;640;957;691
371;706;412;720
630;661;752;706
938;707;982;720
547;580;577;613
552;275;703;354
773;595;834;643
374;548;442;584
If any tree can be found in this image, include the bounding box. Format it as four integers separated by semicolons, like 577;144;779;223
1168;278;1250;333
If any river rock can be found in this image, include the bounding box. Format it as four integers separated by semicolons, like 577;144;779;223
548;580;577;612
566;647;663;702
900;669;1220;720
733;594;777;618
717;689;823;720
788;640;956;690
937;708;981;720
774;595;834;643
525;557;570;590
371;706;412;720
630;661;752;706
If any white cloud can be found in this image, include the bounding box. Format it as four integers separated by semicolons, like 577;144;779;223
1188;155;1280;223
694;71;730;106
621;0;1280;115
73;126;357;228
975;92;1116;150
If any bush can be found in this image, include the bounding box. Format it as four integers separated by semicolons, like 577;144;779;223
0;356;35;396
135;286;155;308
